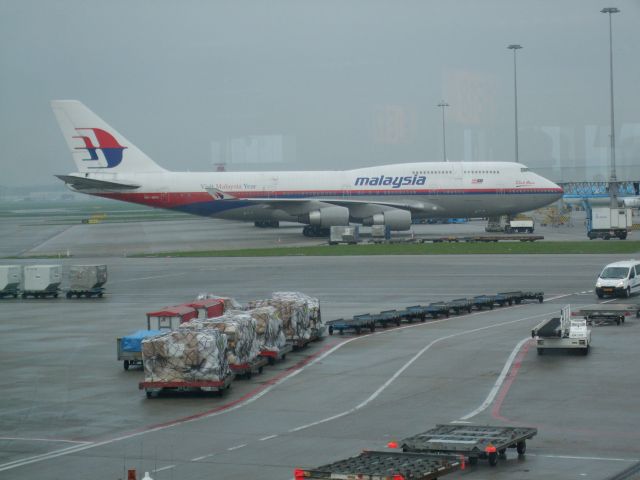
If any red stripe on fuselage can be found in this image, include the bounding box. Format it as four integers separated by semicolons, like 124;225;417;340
97;188;563;209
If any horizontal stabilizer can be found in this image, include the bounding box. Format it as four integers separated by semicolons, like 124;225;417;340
56;175;140;191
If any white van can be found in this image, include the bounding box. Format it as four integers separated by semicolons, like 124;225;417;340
595;260;640;298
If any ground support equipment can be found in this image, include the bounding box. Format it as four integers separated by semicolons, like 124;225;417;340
294;450;460;480
573;304;639;326
21;288;60;299
471;295;496;310
259;343;293;365
139;374;235;398
326;315;376;335
448;298;473;314
230;356;268;379
401;424;537;467
116;337;143;370
66;287;105;299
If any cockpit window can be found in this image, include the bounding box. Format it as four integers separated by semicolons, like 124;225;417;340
520;167;530;172
600;267;629;279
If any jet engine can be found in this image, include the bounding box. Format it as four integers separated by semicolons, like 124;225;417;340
305;206;350;227
363;209;412;231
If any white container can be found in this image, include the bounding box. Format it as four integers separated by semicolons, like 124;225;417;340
23;265;62;292
69;264;108;290
0;265;21;292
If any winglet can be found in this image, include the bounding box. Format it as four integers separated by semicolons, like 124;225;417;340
205;187;237;200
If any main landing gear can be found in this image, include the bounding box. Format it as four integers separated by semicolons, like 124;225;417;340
302;225;330;237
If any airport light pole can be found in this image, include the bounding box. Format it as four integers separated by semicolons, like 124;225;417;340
437;101;450;162
507;44;522;164
601;7;620;208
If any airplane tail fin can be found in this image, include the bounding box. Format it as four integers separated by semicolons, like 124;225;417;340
51;100;166;173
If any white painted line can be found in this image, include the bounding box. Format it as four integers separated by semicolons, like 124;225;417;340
0;294;568;472
259;435;278;441
227;444;247;451
529;453;638;463
191;454;210;461
286;312;551;435
459;337;530;421
0;437;91;444
152;464;176;473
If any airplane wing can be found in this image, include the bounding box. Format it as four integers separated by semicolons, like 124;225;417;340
56;175;141;191
205;187;442;215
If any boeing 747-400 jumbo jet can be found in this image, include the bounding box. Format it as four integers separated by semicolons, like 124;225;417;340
52;100;563;236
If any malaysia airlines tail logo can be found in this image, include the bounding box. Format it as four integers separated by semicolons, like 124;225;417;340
73;128;127;168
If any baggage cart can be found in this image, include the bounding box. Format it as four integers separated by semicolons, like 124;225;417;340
146;305;198;330
448;298;472;314
327;315;376;335
116;337;142;370
401;424;537;467
425;302;450;318
259;342;293;364
495;291;523;306
139;373;235;398
22;265;62;299
294;450;460;480
230;356;268;379
572;303;639;326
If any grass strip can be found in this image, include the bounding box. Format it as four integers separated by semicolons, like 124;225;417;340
134;241;640;258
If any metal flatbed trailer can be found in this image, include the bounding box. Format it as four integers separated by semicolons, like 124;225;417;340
425;302;450;318
521;291;545;303
294;450;460;480
448;298;472;315
401;424;537;467
65;287;105;298
471;295;496;310
259;342;293;364
139;373;235;398
373;310;403;328
573;304;640;326
327;314;376;335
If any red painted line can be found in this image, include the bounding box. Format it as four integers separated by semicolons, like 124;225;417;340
92;340;342;442
491;339;533;422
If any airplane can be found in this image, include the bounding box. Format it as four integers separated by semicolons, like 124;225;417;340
52;100;563;237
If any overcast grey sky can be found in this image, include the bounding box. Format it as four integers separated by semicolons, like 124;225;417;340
1;0;639;186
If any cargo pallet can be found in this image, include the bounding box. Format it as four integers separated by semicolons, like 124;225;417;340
230;357;268;379
66;287;105;299
401;424;537;467
295;450;460;480
573;304;640;326
21;289;60;299
291;329;324;350
139;374;235;398
116;337;143;370
260;343;293;365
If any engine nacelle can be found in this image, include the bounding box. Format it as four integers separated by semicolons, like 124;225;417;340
306;206;350;227
363;209;412;231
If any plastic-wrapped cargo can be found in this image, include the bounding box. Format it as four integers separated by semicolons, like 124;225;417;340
247;292;322;341
196;293;243;311
182;312;260;365
241;306;287;352
0;265;21;296
69;264;108;290
23;265;62;293
142;329;229;382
